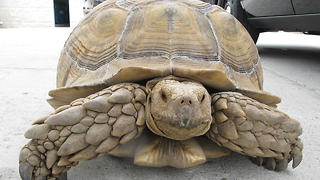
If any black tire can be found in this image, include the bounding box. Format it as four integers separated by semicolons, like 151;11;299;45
218;0;260;43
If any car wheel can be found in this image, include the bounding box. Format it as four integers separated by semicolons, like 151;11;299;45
218;0;260;43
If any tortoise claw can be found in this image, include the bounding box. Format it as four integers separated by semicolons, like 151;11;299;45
34;176;47;180
252;157;291;171
293;153;303;168
19;162;34;180
275;159;288;171
251;156;263;166
59;172;68;180
265;157;276;170
19;161;68;180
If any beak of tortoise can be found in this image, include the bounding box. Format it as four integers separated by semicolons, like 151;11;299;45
146;79;212;140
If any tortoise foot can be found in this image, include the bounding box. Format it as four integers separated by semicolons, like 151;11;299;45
19;140;68;180
19;163;65;180
20;83;148;179
208;92;303;170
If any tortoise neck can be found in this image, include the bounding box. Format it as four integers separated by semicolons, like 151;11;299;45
146;75;200;92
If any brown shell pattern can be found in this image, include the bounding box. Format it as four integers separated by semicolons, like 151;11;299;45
51;0;280;106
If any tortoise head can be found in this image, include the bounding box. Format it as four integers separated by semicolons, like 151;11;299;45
146;77;212;140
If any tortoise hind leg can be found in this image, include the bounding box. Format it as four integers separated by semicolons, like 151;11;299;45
207;92;303;171
19;83;148;179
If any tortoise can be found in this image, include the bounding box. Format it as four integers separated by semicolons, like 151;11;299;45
19;0;303;179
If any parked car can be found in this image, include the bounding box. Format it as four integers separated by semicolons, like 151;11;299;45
204;0;320;43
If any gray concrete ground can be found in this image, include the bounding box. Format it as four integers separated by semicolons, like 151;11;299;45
0;28;319;180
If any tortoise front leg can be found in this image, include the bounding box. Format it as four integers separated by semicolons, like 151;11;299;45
207;92;303;171
19;83;148;180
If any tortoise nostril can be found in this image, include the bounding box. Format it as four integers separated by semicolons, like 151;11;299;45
180;99;193;105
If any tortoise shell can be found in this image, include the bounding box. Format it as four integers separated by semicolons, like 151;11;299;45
48;0;280;108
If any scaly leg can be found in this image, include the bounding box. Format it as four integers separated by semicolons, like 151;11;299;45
19;83;148;179
207;92;303;171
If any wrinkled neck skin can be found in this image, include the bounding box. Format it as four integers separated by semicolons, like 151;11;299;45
146;76;212;140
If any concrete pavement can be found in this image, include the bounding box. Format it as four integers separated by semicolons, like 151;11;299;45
0;28;319;180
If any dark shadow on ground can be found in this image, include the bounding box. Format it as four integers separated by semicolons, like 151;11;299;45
258;44;320;64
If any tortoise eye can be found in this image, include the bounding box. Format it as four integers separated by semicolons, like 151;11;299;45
161;91;167;102
201;94;205;103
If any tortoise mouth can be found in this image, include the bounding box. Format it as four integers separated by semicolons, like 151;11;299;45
149;114;212;140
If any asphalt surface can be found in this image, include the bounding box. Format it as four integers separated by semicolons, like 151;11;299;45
0;28;319;180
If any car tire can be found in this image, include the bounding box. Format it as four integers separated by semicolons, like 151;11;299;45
218;0;260;43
